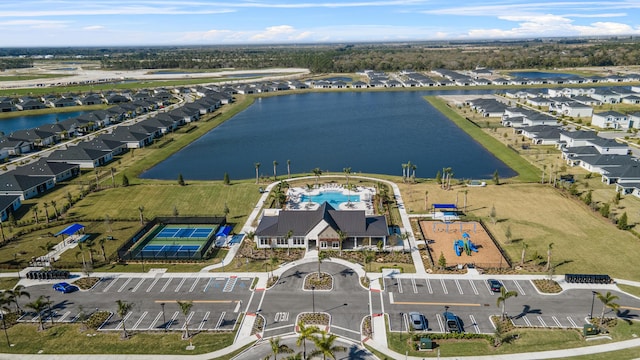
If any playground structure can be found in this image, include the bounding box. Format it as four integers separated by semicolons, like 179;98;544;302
420;220;509;269
452;232;479;256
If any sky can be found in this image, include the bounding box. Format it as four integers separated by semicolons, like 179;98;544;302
2;0;640;47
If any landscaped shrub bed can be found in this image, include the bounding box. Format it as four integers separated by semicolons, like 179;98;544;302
297;312;329;327
87;311;111;330
74;277;100;290
532;279;562;293
304;273;332;290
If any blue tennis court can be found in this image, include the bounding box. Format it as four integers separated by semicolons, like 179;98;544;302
138;244;202;259
155;227;214;239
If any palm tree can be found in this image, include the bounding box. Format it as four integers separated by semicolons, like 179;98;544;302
43;202;50;223
424;190;429;211
336;230;347;256
287;160;291;179
286;229;293;256
110;167;116;188
50;200;59;221
98;237;108;261
545;242;554;271
463;190;468;212
312;168;322;188
0;293;12;346
85;238;96;265
496;286;518;320
76;242;87;269
273;160;278;180
401;163;408;181
595;291;620;326
310;330;347;360
343;167;351;189
26;295;49;331
296;321;320;359
317;251;328;278
6;285;30;313
32;205;39;224
411;164;417;181
363;249;375;275
269;336;293;360
176;300;193;339
255;162;261;184
115;300;133;339
520;242;528;266
138;206;145;225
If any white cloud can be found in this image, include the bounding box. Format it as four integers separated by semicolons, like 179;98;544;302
83;25;105;31
0;19;69;29
250;25;297;41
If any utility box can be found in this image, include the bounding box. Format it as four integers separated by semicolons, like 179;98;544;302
419;337;433;350
583;324;599;336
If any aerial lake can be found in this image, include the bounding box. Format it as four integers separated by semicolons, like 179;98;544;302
0;110;87;135
141;90;517;181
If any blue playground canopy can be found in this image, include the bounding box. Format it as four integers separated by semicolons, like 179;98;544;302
433;204;457;209
54;223;85;237
215;225;232;237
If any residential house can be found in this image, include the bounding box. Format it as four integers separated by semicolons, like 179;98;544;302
0;195;21;221
591;111;629;129
47;145;113;168
9;128;57;148
0;171;55;200
12;159;79;183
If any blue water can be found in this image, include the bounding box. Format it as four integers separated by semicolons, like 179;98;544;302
510;71;578;79
300;191;360;207
140;90;517;181
0;111;87;135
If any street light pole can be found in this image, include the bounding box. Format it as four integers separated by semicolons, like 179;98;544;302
590;291;597;320
311;286;316;313
160;302;166;331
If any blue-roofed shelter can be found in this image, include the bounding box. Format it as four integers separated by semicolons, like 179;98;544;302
54;223;85;237
433;204;457;209
215;225;232;237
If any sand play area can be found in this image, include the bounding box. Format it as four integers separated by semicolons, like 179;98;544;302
419;220;509;269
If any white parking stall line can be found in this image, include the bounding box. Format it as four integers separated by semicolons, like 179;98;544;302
440;279;448;295
411;278;418;293
203;278;214;292
102;278;118;293
454;279;463;295
567;316;579;328
469;280;479;295
167;311;179;330
58;311;71;322
198;311;210;330
552;316;562;328
484;281;493;295
115;312;133;330
189;277;200;293
469;315;480;333
425;279;433;294
131;279;145;292
389;292;395;304
537;316;547;327
512;280;526;296
174;278;187;292
397;279;403;294
160;278;173;293
146;278;160;293
522;316;532;327
215;312;226;330
149;312;162;330
117;278;133;293
133;311;148;330
436;313;445;333
181;312;195;330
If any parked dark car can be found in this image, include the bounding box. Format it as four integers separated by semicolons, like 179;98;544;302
488;279;503;293
443;311;463;333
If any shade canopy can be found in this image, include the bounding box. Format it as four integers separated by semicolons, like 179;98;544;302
54;223;85;236
433;204;457;209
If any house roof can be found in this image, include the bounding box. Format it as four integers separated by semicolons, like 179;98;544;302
0;172;52;192
560;130;598;140
255;202;388;238
12;159;78;177
587;137;628;148
594;110;626;117
48;146;107;161
78;137;125;152
0;195;20;211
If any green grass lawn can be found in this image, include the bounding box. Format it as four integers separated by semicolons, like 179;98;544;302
0;323;237;355
0;74;72;82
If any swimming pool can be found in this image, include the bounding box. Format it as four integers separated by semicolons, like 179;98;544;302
299;191;360;207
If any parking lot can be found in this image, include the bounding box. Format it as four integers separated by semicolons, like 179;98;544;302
383;276;594;334
19;274;256;333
